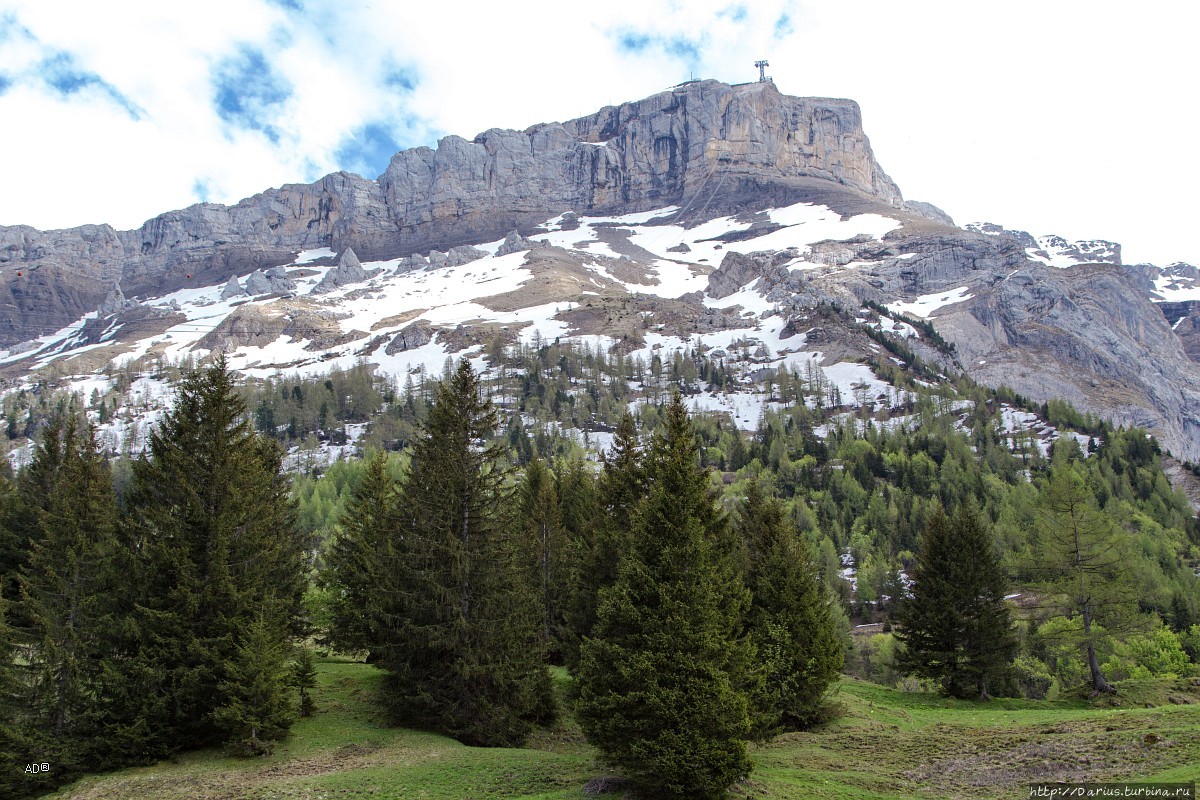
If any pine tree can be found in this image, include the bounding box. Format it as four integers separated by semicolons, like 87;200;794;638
15;411;120;775
564;413;641;673
378;361;552;746
737;479;844;732
323;449;396;658
211;612;295;756
894;502;1016;699
1030;466;1140;694
123;355;307;749
576;394;753;799
292;647;318;718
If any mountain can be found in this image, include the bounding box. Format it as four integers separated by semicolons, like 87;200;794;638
2;78;1200;461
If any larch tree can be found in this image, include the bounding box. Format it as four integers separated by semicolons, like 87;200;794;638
1030;465;1140;694
736;479;844;732
894;502;1016;699
378;360;552;746
123;355;306;750
576;393;754;800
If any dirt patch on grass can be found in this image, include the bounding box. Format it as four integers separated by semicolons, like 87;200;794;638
904;719;1200;791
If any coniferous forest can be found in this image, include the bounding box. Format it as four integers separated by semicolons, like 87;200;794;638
1;347;1199;799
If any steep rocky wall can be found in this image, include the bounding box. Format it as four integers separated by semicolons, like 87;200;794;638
0;80;900;344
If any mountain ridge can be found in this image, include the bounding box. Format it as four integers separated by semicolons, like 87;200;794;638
2;79;1200;461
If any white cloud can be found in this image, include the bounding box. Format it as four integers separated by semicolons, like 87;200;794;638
0;0;1196;267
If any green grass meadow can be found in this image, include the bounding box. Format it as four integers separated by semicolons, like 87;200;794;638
42;658;1200;799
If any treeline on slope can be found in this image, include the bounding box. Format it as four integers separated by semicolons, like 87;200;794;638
0;358;313;798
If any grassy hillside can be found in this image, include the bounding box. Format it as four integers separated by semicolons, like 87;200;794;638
42;657;1200;799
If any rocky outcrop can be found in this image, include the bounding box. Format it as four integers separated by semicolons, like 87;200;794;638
385;322;433;354
98;285;136;317
311;248;368;294
244;270;274;296
496;230;548;257
220;275;246;300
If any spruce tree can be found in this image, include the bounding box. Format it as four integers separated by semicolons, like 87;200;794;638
0;598;28;799
576;394;753;800
123;355;307;750
324;449;396;658
211;612;295;756
737;479;844;732
378;360;552;746
15;411;120;776
515;457;569;659
894;502;1016;699
564;413;641;672
292;647;318;718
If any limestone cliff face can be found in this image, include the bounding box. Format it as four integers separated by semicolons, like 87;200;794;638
0;80;899;343
377;79;900;250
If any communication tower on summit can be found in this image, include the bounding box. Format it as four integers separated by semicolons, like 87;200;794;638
754;60;770;83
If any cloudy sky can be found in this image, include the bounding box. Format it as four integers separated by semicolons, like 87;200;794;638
0;1;1194;265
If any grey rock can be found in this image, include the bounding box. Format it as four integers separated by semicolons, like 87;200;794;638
707;251;780;299
446;245;487;266
311;247;369;294
99;286;135;317
220;275;245;300
264;266;297;293
385;322;433;354
496;230;542;257
244;270;273;295
904;200;955;226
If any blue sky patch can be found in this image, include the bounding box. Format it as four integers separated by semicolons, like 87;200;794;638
212;44;293;143
0;74;11;96
613;29;704;71
719;5;748;23
192;179;212;203
383;66;418;93
334;120;405;179
265;0;304;11
774;13;794;37
38;51;143;119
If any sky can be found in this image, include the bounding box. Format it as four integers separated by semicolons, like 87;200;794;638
0;1;1195;266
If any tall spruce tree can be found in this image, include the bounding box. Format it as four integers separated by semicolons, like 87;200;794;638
123;355;306;750
378;361;552;746
736;479;844;732
564;413;641;673
894;502;1016;699
323;449;396;658
515;458;569;660
0;598;27;799
1030;466;1140;694
211;611;295;756
15;411;120;777
576;394;754;800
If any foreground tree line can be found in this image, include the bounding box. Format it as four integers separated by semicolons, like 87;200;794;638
322;362;844;797
0;359;843;799
0;358;309;797
2;355;1198;799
